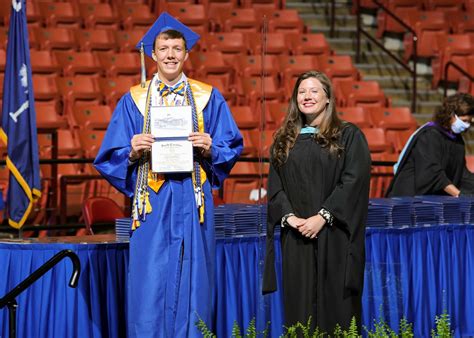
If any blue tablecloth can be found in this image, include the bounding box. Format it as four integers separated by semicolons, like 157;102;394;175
1;224;473;337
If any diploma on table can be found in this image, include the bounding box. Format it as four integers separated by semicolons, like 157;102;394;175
150;105;194;173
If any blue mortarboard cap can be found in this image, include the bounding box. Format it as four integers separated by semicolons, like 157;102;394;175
136;12;200;58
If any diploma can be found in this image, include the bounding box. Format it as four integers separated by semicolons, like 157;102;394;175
150;105;194;173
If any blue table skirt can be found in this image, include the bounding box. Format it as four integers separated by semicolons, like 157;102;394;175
1;224;473;337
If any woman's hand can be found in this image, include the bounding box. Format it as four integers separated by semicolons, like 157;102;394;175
189;132;212;158
298;214;326;239
286;215;306;229
130;133;154;161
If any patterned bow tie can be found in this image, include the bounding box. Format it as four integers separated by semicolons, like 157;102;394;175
158;81;186;97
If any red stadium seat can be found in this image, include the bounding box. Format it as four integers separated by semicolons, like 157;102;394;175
72;105;112;130
237;76;283;109
165;3;208;34
98;77;136;107
278;55;318;83
34;27;77;51
236;54;280;79
266;102;288;127
361;127;391;153
423;0;464;11
214;8;258;32
402;11;449;61
239;130;258;157
385;129;414;153
30;50;61;75
32;75;61;110
189;51;234;88
466;155;474;173
115;28;148;53
223;178;264;204
36;104;68;129
203;32;249;54
56;76;102;113
336;106;372;128
77;129;106;157
119;4;155;30
38;129;82;157
255;8;305;33
248;129;275;157
431;34;474;88
247;32;289;55
448;10;474;34
366;107;417;131
97;52;141;77
82;196;125;235
38;2;81;28
54;51;102;76
75;29;117;52
335;80;387;107
317;55;359;80
78;3;119;30
229;161;260;176
231;105;259;129
286;33;331;56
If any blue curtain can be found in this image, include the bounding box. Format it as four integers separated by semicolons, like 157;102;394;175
1;225;473;337
0;243;128;338
363;224;474;337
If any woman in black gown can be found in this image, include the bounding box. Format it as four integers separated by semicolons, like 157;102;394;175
387;93;474;197
263;71;371;333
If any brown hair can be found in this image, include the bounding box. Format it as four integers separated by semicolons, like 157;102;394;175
153;29;187;51
433;93;474;129
271;71;344;167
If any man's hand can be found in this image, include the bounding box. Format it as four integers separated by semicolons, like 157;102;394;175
189;132;212;158
130;133;154;161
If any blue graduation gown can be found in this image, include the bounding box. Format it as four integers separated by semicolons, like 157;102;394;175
94;83;243;337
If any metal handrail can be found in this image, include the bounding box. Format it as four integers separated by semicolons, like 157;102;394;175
0;250;80;338
356;0;418;113
443;61;474;97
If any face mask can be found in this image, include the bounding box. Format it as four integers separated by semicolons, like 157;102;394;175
451;115;471;134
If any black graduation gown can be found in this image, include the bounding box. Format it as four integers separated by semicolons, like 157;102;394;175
262;123;371;333
386;125;474;197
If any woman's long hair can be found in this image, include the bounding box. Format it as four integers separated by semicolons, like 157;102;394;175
271;71;343;166
433;93;474;130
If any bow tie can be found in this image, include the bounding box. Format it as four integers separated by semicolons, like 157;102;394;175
158;81;186;97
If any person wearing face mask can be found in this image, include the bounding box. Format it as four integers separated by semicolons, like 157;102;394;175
263;71;371;333
386;93;474;197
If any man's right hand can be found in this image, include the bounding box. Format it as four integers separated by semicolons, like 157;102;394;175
130;134;154;161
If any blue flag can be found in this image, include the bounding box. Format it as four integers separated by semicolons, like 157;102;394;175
0;0;41;229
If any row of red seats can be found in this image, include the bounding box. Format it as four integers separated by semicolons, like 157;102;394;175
0;27;330;57
359;0;469;13
373;7;474;90
0;74;392;117
0;2;303;34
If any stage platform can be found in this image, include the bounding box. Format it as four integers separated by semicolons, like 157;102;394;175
1;224;473;337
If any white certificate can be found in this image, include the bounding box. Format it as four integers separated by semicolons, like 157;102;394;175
150;105;194;173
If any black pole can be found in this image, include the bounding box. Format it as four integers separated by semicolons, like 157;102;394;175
7;299;17;338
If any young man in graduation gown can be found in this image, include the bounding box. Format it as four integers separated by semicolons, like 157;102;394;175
94;13;243;337
387;93;474;197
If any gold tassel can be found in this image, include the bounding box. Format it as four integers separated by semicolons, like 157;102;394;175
140;42;146;88
145;191;152;213
132;219;140;230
